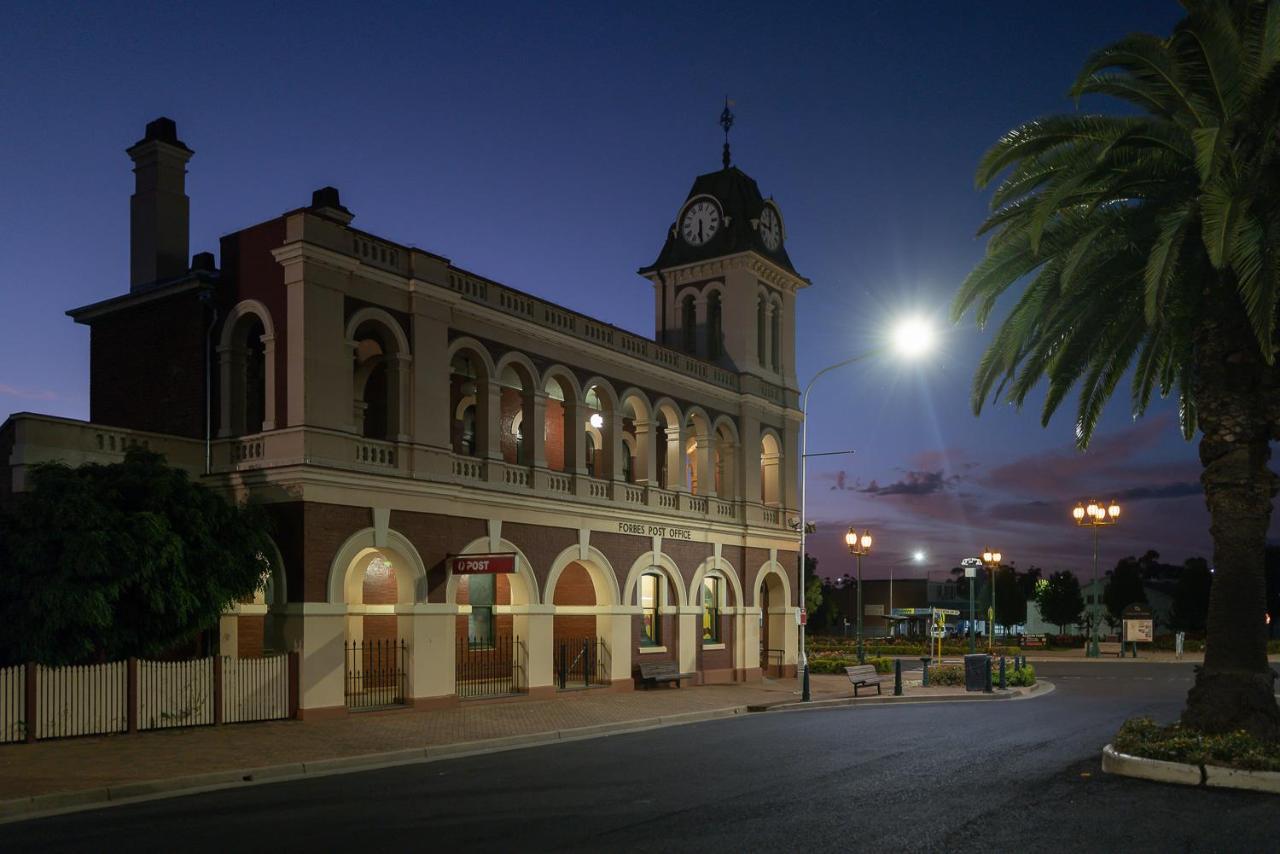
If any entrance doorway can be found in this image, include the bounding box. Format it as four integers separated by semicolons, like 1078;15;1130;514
551;561;611;690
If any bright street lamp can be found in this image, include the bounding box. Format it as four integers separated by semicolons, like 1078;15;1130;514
845;527;872;664
796;316;937;701
982;548;1002;653
1073;498;1120;657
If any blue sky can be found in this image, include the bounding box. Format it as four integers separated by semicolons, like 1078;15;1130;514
3;0;1260;578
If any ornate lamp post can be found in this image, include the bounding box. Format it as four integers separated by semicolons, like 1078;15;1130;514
845;527;872;664
981;548;1002;653
1073;499;1120;657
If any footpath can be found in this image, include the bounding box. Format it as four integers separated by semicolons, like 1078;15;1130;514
0;673;1030;821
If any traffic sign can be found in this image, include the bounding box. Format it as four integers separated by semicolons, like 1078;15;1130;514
935;608;960;616
930;628;946;638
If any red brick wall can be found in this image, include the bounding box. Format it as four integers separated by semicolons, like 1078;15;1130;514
500;521;575;595
363;615;398;646
499;388;522;463
552;561;598;644
88;289;208;438
389;510;485;602
361;558;398;604
218;218;288;426
237;615;264;657
544;398;565;471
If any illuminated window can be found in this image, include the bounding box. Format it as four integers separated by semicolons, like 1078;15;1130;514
640;573;662;646
702;576;721;643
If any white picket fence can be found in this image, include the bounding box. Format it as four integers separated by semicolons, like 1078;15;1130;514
222;655;289;724
139;657;214;731
0;654;292;742
0;665;25;744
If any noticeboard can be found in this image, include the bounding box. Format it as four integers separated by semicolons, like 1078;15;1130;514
864;604;884;616
1123;619;1154;643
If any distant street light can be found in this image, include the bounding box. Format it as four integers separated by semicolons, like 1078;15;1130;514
1073;499;1120;657
797;316;937;700
845;527;873;664
981;548;1002;653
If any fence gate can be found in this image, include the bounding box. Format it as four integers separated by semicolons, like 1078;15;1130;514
456;635;524;699
554;637;609;689
345;639;406;710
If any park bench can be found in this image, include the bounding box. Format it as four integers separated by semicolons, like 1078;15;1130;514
1098;641;1123;657
844;665;882;697
1021;635;1046;649
638;661;683;689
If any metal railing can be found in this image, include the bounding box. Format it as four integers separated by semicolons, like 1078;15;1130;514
222;654;291;723
456;635;525;699
554;637;610;689
344;639;407;710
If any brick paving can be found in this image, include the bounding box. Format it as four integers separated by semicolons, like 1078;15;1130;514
0;674;967;801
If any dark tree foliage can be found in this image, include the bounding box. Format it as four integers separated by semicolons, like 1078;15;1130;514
1037;571;1085;635
1172;557;1213;631
1105;557;1149;624
0;449;273;666
993;565;1028;632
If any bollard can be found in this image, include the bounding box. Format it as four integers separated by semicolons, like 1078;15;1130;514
894;658;903;696
802;664;811;702
984;656;993;693
999;656;1007;690
921;657;931;687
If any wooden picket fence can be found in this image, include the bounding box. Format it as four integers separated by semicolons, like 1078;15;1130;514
0;653;298;744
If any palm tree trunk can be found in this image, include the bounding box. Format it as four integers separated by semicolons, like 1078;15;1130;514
1181;306;1280;741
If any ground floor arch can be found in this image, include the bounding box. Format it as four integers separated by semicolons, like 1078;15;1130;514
753;561;797;678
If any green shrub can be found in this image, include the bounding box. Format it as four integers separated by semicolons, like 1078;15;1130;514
1268;639;1279;655
1113;717;1280;772
1007;664;1036;687
926;664;964;686
867;656;893;674
806;654;895;675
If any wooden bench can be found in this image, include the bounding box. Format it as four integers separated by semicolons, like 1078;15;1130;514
845;665;882;697
1021;635;1047;649
638;661;683;689
1098;641;1123;657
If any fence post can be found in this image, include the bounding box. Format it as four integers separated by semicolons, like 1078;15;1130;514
212;656;224;725
24;662;36;743
287;651;300;719
583;640;590;689
126;657;139;735
998;656;1007;690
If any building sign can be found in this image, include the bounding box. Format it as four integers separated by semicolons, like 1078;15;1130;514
616;521;694;540
864;604;884;616
450;554;516;575
1122;603;1153;643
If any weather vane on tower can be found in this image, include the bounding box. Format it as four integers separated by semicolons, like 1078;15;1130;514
720;96;735;169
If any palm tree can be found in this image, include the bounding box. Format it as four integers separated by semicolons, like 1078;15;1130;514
953;1;1280;740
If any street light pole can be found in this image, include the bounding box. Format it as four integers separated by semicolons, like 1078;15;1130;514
846;527;872;664
1073;500;1120;658
981;548;1002;653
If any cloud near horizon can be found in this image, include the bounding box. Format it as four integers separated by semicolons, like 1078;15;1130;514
0;383;57;401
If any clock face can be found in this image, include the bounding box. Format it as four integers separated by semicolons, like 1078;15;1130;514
759;204;782;251
680;198;721;246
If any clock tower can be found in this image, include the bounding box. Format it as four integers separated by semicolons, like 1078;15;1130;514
638;118;808;391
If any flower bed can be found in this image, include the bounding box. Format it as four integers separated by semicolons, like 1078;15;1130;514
1113;717;1280;772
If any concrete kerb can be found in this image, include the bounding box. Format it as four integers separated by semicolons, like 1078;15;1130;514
759;679;1054;714
1102;743;1280;794
0;705;759;826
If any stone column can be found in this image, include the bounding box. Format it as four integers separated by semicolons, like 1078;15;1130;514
528;391;548;469
605;409;625;482
603;607;636;688
387;353;413;442
216;344;241;438
479;379;503;461
279;603;348;718
739;607;761;680
508;605;555;698
632;416;656;485
397;604;460;706
693;434;715;497
677;606;700;677
565;400;587;475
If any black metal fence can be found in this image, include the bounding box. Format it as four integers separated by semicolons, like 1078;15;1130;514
345;639;406;710
456;634;524;699
554;637;609;689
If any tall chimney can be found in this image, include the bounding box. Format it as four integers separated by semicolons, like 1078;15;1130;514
127;117;193;290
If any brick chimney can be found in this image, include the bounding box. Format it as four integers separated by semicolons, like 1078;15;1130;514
127;117;193;290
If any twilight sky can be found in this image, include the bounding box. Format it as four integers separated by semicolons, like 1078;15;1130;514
3;1;1273;580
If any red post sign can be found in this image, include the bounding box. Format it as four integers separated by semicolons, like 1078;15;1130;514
450;554;516;575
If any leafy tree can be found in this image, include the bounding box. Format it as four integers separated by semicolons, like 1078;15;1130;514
803;555;823;617
1171;557;1213;631
1037;571;1085;635
1018;565;1044;601
952;3;1280;740
1105;557;1149;625
0;449;273;666
993;566;1028;634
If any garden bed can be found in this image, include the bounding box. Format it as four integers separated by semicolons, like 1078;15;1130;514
1112;718;1280;773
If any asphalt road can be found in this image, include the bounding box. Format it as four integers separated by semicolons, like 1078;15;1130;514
4;661;1280;853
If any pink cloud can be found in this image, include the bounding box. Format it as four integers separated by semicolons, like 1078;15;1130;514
0;383;58;401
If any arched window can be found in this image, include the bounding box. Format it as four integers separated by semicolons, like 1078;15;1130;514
702;575;722;643
757;296;767;366
217;302;275;438
640;572;663;646
770;300;782;372
760;431;782;506
681;295;697;354
460;405;477;456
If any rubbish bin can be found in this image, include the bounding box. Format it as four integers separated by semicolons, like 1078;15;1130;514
964;654;988;692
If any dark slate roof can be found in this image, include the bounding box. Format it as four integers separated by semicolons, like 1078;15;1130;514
640;166;801;278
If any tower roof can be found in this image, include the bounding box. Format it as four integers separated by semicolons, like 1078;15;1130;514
641;165;801;278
